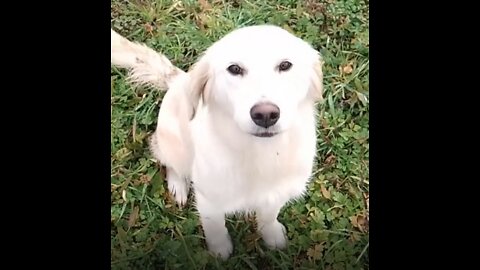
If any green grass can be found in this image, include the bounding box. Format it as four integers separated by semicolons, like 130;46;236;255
111;0;369;269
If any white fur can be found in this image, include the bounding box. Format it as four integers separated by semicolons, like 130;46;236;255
111;25;324;259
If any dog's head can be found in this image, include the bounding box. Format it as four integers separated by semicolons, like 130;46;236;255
188;25;323;138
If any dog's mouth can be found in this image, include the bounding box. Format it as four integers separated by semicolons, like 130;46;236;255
251;131;278;138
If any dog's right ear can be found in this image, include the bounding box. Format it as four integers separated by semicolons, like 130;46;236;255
187;55;211;120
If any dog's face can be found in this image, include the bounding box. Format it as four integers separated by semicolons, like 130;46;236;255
189;25;323;137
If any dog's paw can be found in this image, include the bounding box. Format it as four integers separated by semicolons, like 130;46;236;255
168;180;188;206
260;221;288;249
206;234;233;260
166;174;188;207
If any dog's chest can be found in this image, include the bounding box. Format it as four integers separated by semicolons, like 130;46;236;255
192;132;315;210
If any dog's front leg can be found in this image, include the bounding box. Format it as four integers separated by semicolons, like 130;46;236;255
256;200;288;250
196;193;233;259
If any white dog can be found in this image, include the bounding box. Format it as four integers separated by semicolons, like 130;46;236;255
111;25;324;259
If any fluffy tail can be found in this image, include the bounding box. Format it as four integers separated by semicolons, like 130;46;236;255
111;29;185;90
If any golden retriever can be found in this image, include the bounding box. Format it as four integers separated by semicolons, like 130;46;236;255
111;25;324;259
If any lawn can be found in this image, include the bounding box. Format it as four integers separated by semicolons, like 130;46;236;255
111;0;369;269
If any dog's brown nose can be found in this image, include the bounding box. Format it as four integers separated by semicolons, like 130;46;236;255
250;102;280;128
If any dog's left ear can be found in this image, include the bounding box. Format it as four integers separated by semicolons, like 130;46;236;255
309;57;324;103
187;55;211;120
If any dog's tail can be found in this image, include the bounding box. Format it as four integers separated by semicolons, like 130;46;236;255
111;29;185;90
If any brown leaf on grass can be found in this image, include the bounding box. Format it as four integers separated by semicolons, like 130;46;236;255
135;174;151;185
320;184;331;200
195;14;208;31
195;0;209;29
350;213;368;233
141;174;151;183
305;0;326;16
198;0;211;11
144;23;154;33
335;178;346;189
341;61;354;74
324;154;336;165
307;242;325;261
128;206;140;228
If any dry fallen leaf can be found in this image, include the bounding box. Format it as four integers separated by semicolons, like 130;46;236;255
350;213;368;233
195;14;208;31
144;23;153;33
307;243;325;261
341;61;354;74
325;154;336;165
128;206;140;228
320;184;331;199
198;0;211;11
139;174;151;184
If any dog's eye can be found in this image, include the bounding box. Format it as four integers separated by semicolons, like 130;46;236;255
227;64;243;75
278;61;292;72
